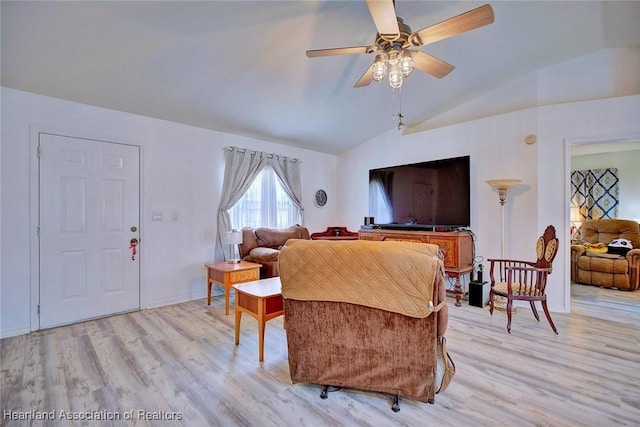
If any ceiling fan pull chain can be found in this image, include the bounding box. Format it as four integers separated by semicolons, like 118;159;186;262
391;88;399;118
392;88;405;131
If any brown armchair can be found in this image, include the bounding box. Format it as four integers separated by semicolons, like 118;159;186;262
238;225;310;278
488;225;559;334
279;239;448;411
570;219;640;291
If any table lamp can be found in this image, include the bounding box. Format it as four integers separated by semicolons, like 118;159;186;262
226;229;243;264
570;205;583;240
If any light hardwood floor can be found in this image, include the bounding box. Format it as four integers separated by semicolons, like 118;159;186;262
2;284;639;427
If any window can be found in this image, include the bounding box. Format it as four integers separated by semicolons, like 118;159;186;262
229;166;300;229
369;174;393;225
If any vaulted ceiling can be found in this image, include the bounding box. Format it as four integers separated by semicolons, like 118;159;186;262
2;1;639;154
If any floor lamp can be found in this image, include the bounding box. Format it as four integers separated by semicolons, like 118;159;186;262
486;179;521;258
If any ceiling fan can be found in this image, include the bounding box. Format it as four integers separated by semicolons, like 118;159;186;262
306;1;495;88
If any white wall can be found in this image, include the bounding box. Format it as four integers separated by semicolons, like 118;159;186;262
336;48;640;315
0;88;338;338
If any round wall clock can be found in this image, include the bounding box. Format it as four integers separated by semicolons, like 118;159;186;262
314;189;327;207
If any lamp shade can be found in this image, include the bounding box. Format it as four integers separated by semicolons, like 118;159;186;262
570;206;582;223
485;179;521;190
485;179;521;258
226;229;243;245
486;179;521;205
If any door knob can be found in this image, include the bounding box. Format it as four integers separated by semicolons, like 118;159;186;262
129;238;139;261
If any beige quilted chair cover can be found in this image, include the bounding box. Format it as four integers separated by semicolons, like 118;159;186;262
279;239;443;318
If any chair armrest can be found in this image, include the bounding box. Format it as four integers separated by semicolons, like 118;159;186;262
505;265;552;273
487;258;532;264
239;227;258;258
626;248;640;262
505;265;553;273
570;244;586;282
570;244;586;257
627;249;640;290
487;258;535;283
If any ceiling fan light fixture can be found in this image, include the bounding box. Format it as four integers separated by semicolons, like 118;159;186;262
387;47;401;65
372;55;387;82
399;55;413;78
388;65;403;89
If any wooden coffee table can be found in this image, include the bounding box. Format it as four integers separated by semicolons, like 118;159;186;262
233;277;284;362
205;261;262;315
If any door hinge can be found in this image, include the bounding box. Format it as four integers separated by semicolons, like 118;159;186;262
37;145;41;158
37;225;40;237
37;304;40;316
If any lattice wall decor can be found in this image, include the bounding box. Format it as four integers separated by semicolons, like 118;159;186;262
571;168;619;220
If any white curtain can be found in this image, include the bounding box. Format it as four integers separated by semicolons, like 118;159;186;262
271;152;304;223
216;147;303;261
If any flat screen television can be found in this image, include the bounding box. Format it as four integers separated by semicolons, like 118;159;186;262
368;155;470;230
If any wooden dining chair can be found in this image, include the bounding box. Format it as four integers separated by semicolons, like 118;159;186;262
488;225;559;334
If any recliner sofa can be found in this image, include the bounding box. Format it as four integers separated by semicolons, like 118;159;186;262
571;219;640;290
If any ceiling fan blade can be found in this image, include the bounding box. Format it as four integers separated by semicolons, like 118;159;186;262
306;46;372;58
366;0;400;41
354;64;375;88
409;4;494;47
410;51;455;79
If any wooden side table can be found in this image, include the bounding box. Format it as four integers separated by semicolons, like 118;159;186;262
205;261;262;315
233;277;284;362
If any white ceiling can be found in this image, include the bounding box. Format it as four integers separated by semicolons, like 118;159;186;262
2;1;639;154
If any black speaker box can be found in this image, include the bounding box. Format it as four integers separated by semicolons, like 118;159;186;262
468;281;489;307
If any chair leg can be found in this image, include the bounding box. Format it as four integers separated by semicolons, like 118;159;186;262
391;394;400;412
530;301;540;321
541;300;558;335
489;290;494;315
506;297;513;334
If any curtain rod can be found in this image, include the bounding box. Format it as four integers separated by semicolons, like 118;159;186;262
224;146;302;163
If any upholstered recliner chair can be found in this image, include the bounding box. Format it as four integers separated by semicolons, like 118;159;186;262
279;239;449;411
238;225;310;278
571;219;640;291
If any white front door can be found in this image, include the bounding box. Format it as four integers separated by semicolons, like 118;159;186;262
39;133;140;328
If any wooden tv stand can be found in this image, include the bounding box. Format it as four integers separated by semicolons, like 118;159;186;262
358;228;474;307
